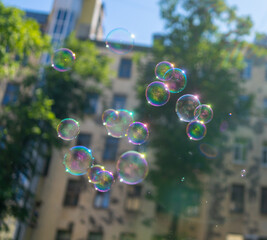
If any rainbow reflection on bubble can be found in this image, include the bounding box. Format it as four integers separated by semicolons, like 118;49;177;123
63;146;93;175
57;118;80;141
146;81;170;107
175;94;201;122
105;28;135;55
116;151;148;185
88;165;105;184
94;170;114;192
102;109;117;127
186;121;207;141
241;169;247;178
155;61;174;81
164;68;187;93
105;109;133;138
199;143;218;158
51;48;76;72
194;104;213;124
127;122;149;145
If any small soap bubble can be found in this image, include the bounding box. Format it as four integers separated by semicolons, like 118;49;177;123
164;68;187;93
199;143;218;158
94;170;114;192
181;177;185;182
127;122;149;145
63;146;93;175
241;169;247;177
116;151;149;185
105;28;135;55
186;120;207;141
229;113;232;116
105;109;133;138
51;48;76;72
102;109;117;127
220;121;228;132
146;81;170;107
88;165;105;184
155;61;174;81
57;118;80;141
175;94;201;122
194;104;213;124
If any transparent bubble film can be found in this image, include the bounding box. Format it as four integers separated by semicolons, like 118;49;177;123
164;68;187;93
194;104;213;124
57;118;80;141
186;120;207;141
94;170;114;192
127;122;149;145
146;81;170;106
51;48;76;72
88;165;105;184
155;61;174;81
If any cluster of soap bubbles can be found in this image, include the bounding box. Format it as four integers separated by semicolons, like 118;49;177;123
145;61;214;141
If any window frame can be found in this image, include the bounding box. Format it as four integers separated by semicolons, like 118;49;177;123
93;191;110;209
102;137;119;161
84;92;99;114
118;58;132;79
63;179;81;207
230;184;245;213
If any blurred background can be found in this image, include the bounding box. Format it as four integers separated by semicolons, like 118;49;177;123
1;0;267;240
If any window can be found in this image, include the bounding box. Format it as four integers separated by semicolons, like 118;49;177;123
55;230;71;240
63;180;80;206
53;9;68;35
77;133;92;148
233;138;248;163
261;187;267;214
94;191;110;209
265;63;267;81
120;233;136;240
112;94;126;109
103;137;119;161
125;186;142;212
262;146;267;166
2;83;19;105
85;93;99;114
242;59;252;80
230;184;245;213
236;95;250;118
88;232;103;240
264;98;267;119
118;58;132;78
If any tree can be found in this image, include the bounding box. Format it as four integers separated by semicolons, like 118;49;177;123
0;2;50;77
0;11;110;231
136;0;253;239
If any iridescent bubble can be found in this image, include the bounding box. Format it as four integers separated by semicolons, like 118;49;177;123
146;81;170;107
199;143;218;158
241;169;247;178
105;110;133;138
164;68;187;93
127;122;149;145
105;28;135;55
220;120;228;132
175;94;201;122
186;120;207;141
51;48;76;72
88;165;105;184
194;104;213;124
57;118;80;141
63;146;93;175
102;109;117;127
94;170;114;192
155;61;174;81
116;151;148;185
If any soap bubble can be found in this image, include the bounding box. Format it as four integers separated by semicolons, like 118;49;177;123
199;143;218;158
57;118;80;141
175;94;201;122
155;61;174;81
146;81;170;107
116;151;148;185
102;109;117;127
51;48;76;72
105;110;133;138
94;170;114;192
63;146;93;175
186;120;207;141
194;104;213;124
164;68;187;93
105;28;135;55
241;169;247;178
127;122;149;145
88;165;105;184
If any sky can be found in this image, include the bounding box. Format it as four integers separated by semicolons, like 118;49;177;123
2;0;267;46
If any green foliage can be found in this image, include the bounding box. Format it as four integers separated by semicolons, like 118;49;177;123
137;0;254;237
0;2;50;77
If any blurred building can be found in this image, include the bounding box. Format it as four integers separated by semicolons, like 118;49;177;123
25;10;49;33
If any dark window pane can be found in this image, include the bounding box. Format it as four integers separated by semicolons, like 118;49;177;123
85;93;99;114
63;180;80;206
262;148;267;165
88;232;103;240
261;187;267;214
56;9;62;20
2;83;19;105
242;59;252;80
103;137;119;161
125;186;142;212
120;233;136;240
118;58;132;78
56;230;71;240
230;184;244;213
76;133;92;148
112;94;126;109
94;191;110;209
